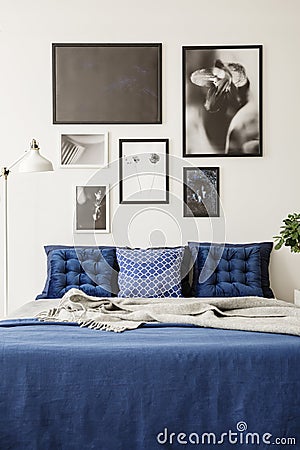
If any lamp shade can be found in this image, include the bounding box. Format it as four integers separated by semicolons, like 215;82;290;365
18;139;53;173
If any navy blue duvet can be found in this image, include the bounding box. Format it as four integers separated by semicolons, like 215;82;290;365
0;321;299;449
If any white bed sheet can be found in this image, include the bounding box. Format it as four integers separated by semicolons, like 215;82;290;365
5;300;60;320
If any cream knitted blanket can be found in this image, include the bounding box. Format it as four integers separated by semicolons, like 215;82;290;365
36;288;300;335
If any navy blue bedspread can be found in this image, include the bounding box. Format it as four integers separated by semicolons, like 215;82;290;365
0;321;299;449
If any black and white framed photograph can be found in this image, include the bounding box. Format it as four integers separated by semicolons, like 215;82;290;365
53;43;162;124
183;45;262;157
119;139;169;204
75;185;110;233
183;167;220;217
60;134;108;168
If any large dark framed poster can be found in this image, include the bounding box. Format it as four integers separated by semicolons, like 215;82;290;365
183;45;262;157
53;43;162;124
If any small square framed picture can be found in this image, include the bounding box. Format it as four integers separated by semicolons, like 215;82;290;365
60;133;108;168
75;185;110;233
183;167;220;217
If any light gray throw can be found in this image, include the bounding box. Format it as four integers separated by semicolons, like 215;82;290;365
36;288;300;335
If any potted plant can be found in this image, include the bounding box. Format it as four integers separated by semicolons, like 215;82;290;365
274;213;300;253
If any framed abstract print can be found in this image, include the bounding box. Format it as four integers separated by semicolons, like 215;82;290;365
183;167;220;217
60;133;108;168
183;45;262;157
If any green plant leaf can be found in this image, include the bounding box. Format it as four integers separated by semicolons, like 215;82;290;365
274;213;300;252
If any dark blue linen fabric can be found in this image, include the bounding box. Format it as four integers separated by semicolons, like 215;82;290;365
36;247;118;299
0;321;299;450
189;242;274;298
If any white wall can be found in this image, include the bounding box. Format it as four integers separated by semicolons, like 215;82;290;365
0;0;299;313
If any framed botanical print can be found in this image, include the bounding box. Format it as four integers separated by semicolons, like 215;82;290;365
119;139;169;204
75;185;110;233
183;45;262;157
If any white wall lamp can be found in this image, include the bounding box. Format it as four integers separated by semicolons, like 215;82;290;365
0;139;53;317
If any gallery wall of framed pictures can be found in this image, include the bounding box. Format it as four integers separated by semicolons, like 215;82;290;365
53;42;263;231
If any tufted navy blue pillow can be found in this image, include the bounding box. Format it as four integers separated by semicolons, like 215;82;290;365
116;247;184;297
36;247;118;299
189;244;264;297
189;242;274;298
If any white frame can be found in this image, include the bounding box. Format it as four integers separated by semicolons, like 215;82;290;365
75;185;110;234
60;133;108;168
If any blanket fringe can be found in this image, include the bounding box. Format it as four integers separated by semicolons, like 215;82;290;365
78;319;125;332
36;312;126;332
37;308;58;319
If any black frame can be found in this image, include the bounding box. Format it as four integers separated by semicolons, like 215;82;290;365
183;45;263;157
119;138;169;204
183;167;220;217
53;43;162;124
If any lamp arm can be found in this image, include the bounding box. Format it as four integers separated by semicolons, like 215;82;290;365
7;152;29;171
0;152;29;178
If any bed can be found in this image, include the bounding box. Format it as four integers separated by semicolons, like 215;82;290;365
0;243;299;449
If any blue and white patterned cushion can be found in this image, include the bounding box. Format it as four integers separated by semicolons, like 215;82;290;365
116;247;184;298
